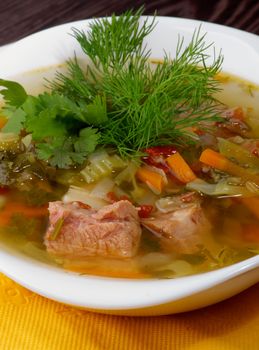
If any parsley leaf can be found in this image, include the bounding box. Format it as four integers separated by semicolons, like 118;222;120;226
2;106;26;133
36;128;99;168
0;87;103;168
0;79;27;107
37;92;107;125
74;127;100;154
79;95;107;125
25;109;68;141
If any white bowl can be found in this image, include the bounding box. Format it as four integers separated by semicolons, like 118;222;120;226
0;16;259;316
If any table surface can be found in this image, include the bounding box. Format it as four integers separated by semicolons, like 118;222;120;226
1;0;259;46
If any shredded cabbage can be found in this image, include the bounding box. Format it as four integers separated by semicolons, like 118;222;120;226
186;178;259;197
115;162;147;201
63;185;108;209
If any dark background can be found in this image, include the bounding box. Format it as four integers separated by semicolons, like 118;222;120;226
0;0;259;46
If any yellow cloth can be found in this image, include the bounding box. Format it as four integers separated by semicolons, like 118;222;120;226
0;273;258;350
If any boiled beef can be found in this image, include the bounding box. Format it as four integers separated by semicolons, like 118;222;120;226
44;200;142;259
141;194;212;254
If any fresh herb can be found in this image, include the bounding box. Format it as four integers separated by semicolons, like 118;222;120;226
0;8;223;168
0;89;102;168
49;217;64;240
0;79;27;107
53;8;223;157
36;128;99;168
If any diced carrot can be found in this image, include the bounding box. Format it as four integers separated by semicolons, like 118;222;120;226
199;148;229;170
136;167;165;193
0;116;7;129
240;197;259;220
200;148;259;185
166;152;196;183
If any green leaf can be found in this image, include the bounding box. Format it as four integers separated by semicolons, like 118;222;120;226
36;129;100;168
38;93;79;117
25;109;67;141
2;107;26;133
37;137;73;168
74;128;100;154
36;142;54;160
22;95;40;117
80;95;107;125
0;79;27;107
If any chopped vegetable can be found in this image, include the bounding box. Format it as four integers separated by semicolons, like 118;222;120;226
186;178;259;197
200;148;259;185
80;150;126;183
90;177;115;199
166;152;196;183
63;185;108;209
136;166;165;194
49;217;64;241
115;162;147;201
218;137;259;170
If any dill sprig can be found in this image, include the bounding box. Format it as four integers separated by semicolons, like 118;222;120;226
51;8;223;159
72;7;155;71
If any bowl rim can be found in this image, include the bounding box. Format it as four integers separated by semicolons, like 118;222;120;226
0;15;259;311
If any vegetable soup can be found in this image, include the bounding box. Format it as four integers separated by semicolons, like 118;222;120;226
0;9;259;279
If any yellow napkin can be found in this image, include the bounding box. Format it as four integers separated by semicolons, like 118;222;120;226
0;273;258;350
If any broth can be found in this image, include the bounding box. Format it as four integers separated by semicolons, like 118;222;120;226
0;68;258;279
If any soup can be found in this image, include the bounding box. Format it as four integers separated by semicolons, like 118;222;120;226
0;10;259;279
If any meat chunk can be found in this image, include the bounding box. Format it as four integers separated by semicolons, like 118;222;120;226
141;194;211;254
44;200;142;259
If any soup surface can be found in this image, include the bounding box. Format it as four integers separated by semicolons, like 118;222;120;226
0;70;258;279
0;11;259;279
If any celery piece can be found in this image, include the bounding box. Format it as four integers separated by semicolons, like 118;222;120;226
218;137;259;170
80;150;126;183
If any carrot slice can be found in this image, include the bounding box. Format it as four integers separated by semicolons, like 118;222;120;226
136;167;164;193
166;152;196;183
199;148;230;170
200;148;259;185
